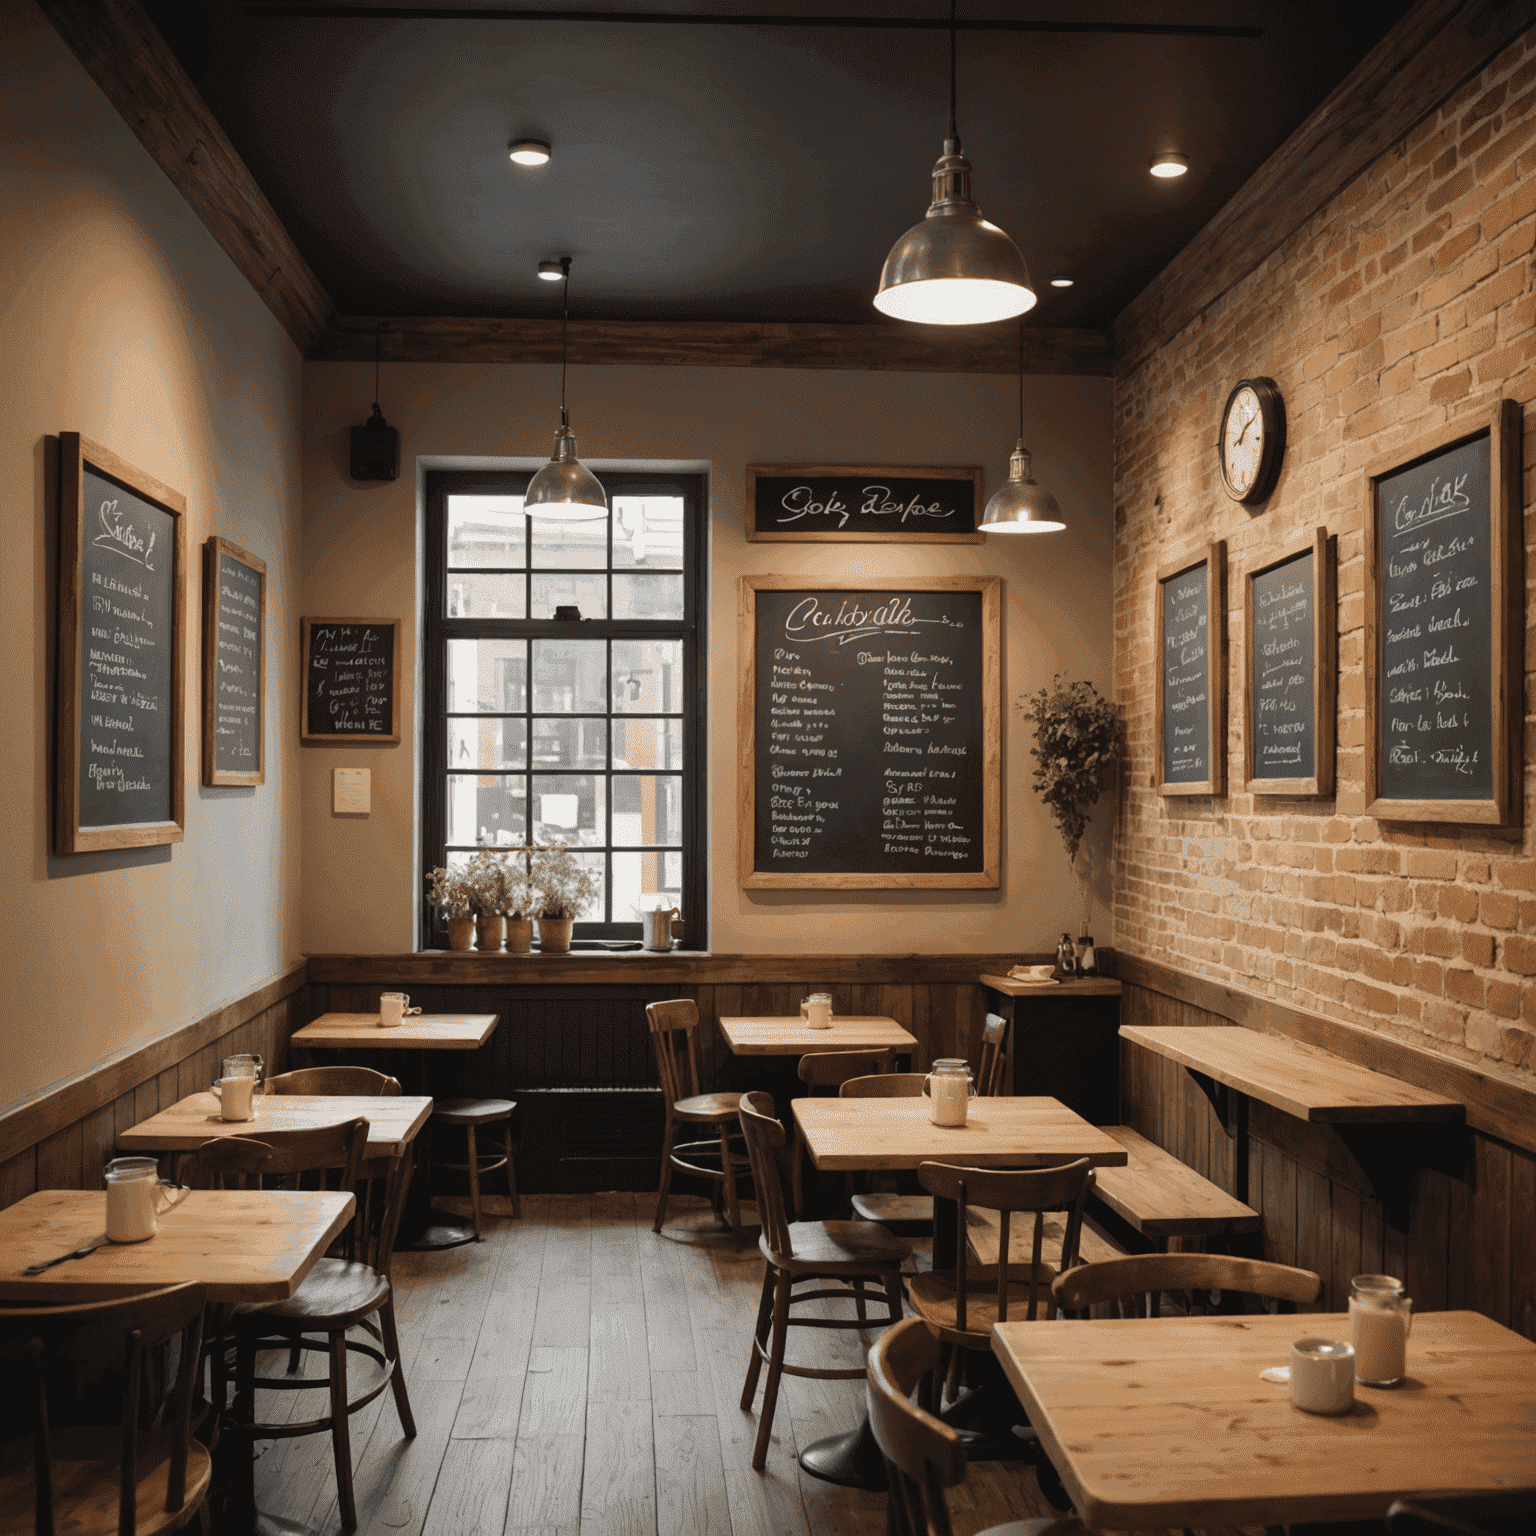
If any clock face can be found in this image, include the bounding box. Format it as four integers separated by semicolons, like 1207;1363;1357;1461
1223;385;1264;497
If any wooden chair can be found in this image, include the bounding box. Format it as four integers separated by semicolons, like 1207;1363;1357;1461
839;1073;927;1099
264;1066;401;1096
792;1049;897;1216
975;1011;1011;1096
646;999;752;1246
1051;1251;1321;1319
0;1282;210;1536
428;1097;520;1238
189;1119;416;1531
736;1091;910;1471
867;1316;1091;1536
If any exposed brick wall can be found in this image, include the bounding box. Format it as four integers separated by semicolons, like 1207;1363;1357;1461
1112;30;1536;1082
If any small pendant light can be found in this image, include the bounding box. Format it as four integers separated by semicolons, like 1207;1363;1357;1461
349;324;400;482
874;1;1035;326
981;317;1064;533
524;256;607;520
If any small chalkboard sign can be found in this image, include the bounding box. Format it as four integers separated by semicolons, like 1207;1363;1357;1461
746;464;984;543
1244;529;1335;797
301;618;401;743
55;435;185;853
1155;542;1226;797
738;575;1000;888
202;537;265;785
1364;400;1522;825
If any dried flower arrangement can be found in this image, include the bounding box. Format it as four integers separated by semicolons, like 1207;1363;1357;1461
1017;674;1125;865
426;862;475;918
529;839;601;919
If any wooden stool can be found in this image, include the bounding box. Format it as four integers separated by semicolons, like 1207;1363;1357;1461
431;1099;520;1240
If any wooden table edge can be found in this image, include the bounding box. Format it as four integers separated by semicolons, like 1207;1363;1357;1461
116;1094;435;1158
979;974;1123;996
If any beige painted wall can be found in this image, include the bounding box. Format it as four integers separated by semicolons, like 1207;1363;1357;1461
301;360;1112;954
0;0;305;1109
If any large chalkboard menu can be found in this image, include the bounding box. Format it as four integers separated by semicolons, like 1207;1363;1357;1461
738;576;1000;888
301;619;401;742
202;537;265;785
56;436;185;854
1365;401;1522;825
1244;529;1335;797
1155;543;1226;797
746;464;984;543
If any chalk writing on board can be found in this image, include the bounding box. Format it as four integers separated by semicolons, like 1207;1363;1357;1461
1161;564;1210;785
1250;550;1316;779
213;553;262;766
304;620;398;740
748;468;981;540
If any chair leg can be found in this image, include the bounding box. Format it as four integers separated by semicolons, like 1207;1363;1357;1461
943;1342;964;1408
653;1116;677;1234
791;1126;805;1220
328;1330;357;1530
853;1278;867;1325
503;1121;521;1218
718;1123;743;1250
465;1125;483;1241
883;1271;903;1323
379;1294;417;1438
740;1264;776;1409
752;1270;792;1471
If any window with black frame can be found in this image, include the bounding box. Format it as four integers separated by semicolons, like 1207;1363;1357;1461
421;470;706;948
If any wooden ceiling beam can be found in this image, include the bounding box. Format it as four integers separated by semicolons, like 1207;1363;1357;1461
1113;0;1536;375
38;0;336;353
310;316;1114;375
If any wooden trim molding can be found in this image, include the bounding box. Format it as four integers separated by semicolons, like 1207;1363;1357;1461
0;961;308;1166
1108;951;1536;1156
37;0;334;352
1113;0;1536;374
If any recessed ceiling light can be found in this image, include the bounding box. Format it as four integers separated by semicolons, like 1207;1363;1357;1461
1049;274;1073;288
509;138;551;166
537;260;564;282
1150;151;1188;179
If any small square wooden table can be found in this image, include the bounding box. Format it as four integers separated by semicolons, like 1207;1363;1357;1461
291;1012;499;1051
992;1309;1536;1529
718;1014;918;1057
118;1093;433;1161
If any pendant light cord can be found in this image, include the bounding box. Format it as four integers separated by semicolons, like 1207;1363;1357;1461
948;0;957;141
560;255;573;429
373;323;381;411
1018;313;1025;441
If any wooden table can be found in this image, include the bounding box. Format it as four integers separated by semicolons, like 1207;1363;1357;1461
0;1188;354;1303
291;1012;499;1051
119;1093;433;1161
1120;1023;1462;1212
992;1309;1536;1528
979;973;1122;1122
718;1014;918;1057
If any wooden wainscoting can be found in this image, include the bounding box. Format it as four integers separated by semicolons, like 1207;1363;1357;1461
0;962;308;1210
1113;959;1536;1339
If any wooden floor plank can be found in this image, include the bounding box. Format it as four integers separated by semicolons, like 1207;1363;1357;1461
654;1414;733;1536
503;1432;585;1529
419;1436;514;1536
581;1399;656;1536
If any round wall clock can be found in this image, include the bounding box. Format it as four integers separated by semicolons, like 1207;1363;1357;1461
1218;377;1286;504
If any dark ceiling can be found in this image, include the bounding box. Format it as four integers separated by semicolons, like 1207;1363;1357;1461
144;2;1416;329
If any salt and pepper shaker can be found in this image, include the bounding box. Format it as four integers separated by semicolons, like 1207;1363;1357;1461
1077;935;1097;977
1055;932;1077;978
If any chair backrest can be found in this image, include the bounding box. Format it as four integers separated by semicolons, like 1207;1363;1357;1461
265;1066;401;1096
797;1049;895;1091
0;1281;207;1536
918;1159;1093;1328
866;1315;967;1536
737;1091;793;1259
646;999;704;1105
1052;1252;1322;1318
976;1012;1010;1097
839;1073;927;1099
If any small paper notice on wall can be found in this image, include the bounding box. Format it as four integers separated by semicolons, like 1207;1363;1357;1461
333;767;371;815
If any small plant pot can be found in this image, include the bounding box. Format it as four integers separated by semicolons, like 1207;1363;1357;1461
475;914;506;952
538;915;574;953
505;917;534;954
445;915;476;952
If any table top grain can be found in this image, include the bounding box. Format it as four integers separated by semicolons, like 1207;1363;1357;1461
292;1012;499;1050
118;1093;433;1159
717;1014;918;1056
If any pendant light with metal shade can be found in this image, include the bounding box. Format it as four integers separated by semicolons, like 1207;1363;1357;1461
982;317;1065;533
874;1;1035;326
525;256;607;521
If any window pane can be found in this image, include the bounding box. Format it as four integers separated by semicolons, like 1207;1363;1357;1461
613;573;683;620
448;495;525;569
532;639;607;712
446;773;527;847
611;717;682;770
612;774;682;846
531;774;606;846
612;639;682;713
530;571;607;620
449;716;526;771
447;572;525;619
531;717;607;769
448;639;527;713
612;496;684;570
611;851;682;923
531;513;608;570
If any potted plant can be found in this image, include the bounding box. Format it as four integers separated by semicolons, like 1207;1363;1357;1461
529;840;600;953
463;848;510;952
501;855;538;955
426;864;478;951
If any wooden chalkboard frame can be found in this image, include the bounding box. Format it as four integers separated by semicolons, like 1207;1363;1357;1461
1244;528;1336;798
737;574;1001;888
202;536;266;786
745;464;986;543
300;617;402;744
1364;399;1522;826
55;434;186;854
1154;541;1226;798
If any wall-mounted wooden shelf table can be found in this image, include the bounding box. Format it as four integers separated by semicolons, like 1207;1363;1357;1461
291;1011;499;1051
979;974;1122;1123
718;1014;918;1058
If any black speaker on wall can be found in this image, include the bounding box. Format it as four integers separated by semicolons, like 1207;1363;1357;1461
350;404;399;482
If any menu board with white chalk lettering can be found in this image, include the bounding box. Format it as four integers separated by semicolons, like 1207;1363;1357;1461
301;618;401;743
203;537;265;785
738;577;1000;888
1155;543;1226;797
746;465;984;542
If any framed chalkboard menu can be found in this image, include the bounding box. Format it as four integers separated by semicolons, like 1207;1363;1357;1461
1155;542;1226;797
738;575;1000;888
202;537;266;785
746;464;984;543
300;618;401;743
55;434;185;853
1364;400;1522;825
1244;529;1335;797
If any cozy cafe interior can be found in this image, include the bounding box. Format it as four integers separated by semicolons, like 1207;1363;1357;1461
3;2;1536;1534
